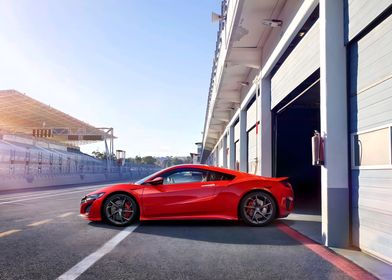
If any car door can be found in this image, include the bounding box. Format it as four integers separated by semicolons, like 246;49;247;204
204;170;236;215
142;168;215;218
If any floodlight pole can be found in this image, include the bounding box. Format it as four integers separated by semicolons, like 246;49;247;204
100;127;114;174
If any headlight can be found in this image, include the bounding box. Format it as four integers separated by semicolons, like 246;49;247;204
82;192;105;203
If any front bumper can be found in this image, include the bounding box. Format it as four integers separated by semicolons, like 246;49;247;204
80;197;103;221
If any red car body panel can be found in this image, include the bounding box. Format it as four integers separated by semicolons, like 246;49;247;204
80;164;294;222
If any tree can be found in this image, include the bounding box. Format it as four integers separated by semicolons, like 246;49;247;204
172;157;184;165
142;156;156;165
135;156;142;164
92;151;105;160
125;157;136;164
92;151;116;160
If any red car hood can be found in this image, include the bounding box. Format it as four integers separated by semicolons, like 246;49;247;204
86;183;143;196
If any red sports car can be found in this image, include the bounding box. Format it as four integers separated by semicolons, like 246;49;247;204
80;164;294;226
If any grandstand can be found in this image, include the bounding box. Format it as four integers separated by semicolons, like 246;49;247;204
0;90;159;190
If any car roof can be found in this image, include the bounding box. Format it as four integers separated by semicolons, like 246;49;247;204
164;164;249;177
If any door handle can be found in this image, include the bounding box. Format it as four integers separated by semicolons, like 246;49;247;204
201;183;215;187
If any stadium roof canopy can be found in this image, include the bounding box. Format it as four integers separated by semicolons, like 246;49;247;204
0;90;114;145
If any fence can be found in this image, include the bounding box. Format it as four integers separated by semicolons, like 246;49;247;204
0;139;160;189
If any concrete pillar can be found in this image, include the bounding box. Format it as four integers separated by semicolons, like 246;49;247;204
320;0;349;248
229;126;235;170
223;134;228;168
239;109;248;172
259;78;272;177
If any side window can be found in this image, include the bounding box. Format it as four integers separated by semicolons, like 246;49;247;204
162;169;208;185
207;171;235;181
352;127;391;167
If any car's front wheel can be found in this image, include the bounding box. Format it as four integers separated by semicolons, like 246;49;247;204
240;191;276;226
103;193;138;226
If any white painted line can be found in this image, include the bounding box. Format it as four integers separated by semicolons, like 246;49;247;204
58;212;75;218
283;213;322;222
27;219;53;227
56;225;138;280
0;229;21;238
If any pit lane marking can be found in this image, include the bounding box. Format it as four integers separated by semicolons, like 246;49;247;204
56;225;138;280
1;212;76;237
0;188;100;205
58;212;75;218
0;229;21;238
0;186;101;202
28;219;53;227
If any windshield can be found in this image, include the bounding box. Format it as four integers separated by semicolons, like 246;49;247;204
134;169;163;185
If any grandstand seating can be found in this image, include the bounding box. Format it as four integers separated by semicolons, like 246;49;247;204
0;135;160;189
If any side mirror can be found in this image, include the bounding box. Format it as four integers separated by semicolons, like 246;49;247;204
148;177;164;185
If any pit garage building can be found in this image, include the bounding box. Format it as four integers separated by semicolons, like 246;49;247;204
201;0;392;263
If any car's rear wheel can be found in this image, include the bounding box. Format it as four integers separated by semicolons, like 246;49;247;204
103;194;138;226
240;191;276;226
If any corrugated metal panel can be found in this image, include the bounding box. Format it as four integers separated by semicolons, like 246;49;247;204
351;169;392;262
347;0;391;41
247;126;258;174
234;121;240;141
246;99;257;131
350;15;392;263
218;142;224;167
271;20;320;109
227;132;231;168
235;140;240;170
350;80;392;132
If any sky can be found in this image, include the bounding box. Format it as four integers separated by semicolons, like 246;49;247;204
0;0;221;157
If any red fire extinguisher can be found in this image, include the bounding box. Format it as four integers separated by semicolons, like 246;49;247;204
312;130;324;166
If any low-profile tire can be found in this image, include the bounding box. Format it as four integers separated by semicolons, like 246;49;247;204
103;193;138;227
240;191;277;226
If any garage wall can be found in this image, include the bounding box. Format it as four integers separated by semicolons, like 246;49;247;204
349;13;392;263
346;0;391;41
271;20;320;109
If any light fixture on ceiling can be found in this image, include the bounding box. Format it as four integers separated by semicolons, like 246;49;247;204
211;12;226;23
299;31;306;37
262;19;283;27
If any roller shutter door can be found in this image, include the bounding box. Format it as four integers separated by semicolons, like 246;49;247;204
247;127;257;174
234;140;240;171
347;0;391;41
349;14;392;263
218;143;224;167
234;121;240;142
246;99;259;174
227;131;231;168
271;20;320;109
234;121;240;170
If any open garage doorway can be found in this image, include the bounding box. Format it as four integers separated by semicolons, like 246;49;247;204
273;79;321;215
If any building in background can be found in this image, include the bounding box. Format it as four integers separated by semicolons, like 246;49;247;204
190;142;202;164
201;0;392;263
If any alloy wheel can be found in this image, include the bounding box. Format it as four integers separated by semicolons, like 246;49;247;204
241;192;276;226
104;194;137;226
